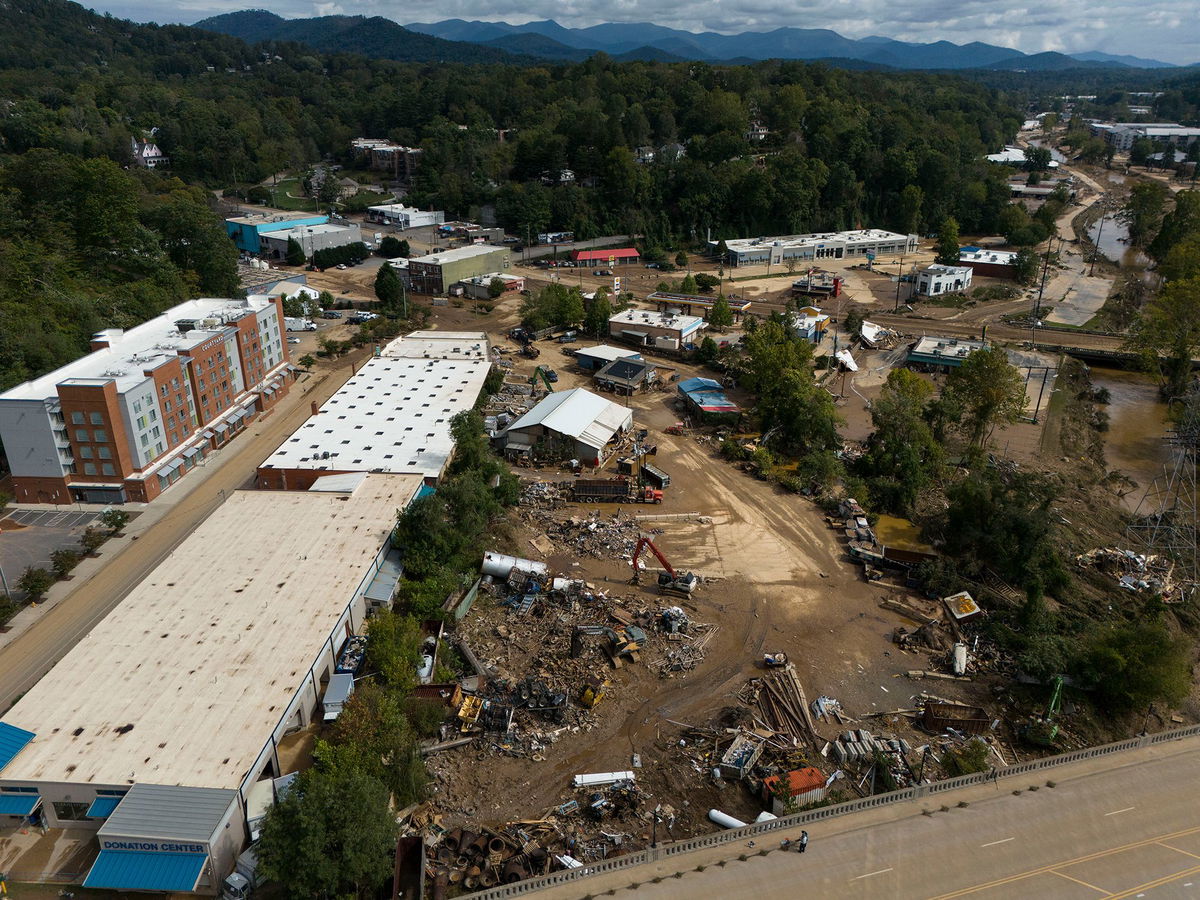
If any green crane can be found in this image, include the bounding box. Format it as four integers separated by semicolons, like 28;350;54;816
529;366;557;392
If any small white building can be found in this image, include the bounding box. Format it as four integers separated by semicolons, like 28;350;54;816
501;387;633;466
916;264;973;297
608;308;706;351
366;204;445;229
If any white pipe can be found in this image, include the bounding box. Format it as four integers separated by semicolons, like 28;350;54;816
708;809;747;829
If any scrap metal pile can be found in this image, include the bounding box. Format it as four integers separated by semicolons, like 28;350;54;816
1075;547;1185;602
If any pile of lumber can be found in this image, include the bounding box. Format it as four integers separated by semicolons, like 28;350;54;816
754;665;823;750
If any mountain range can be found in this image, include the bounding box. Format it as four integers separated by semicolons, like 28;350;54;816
196;10;1180;71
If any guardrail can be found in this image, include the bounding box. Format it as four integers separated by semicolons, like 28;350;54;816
459;723;1200;899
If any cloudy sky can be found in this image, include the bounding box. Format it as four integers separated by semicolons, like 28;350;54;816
83;0;1200;64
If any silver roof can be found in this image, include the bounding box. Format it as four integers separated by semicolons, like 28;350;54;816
98;783;237;843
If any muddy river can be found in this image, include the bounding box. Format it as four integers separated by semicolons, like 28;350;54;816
1090;366;1172;509
1087;216;1150;269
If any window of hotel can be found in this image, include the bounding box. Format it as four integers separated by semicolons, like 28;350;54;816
164;399;172;412
71;412;84;425
101;463;115;476
89;412;103;425
82;463;96;476
93;429;107;443
75;429;89;442
78;447;93;459
136;415;147;430
140;434;149;447
97;447;111;460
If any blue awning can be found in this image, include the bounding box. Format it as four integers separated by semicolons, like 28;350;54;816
0;794;40;816
86;795;123;818
0;722;35;772
84;850;207;892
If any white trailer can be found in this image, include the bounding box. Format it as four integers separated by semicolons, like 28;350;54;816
323;673;354;722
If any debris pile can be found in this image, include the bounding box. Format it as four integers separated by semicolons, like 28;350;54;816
1075;547;1185;601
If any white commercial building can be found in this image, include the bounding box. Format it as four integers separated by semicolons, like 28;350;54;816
712;229;918;267
260;222;363;259
257;332;491;489
985;146;1059;168
501;387;633;466
366;204;445;229
916;264;973;296
0;473;424;894
1090;122;1200;152
608;308;706;351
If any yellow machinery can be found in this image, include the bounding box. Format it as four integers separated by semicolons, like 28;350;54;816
579;677;610;709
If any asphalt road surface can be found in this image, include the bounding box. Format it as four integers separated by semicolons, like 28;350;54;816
528;737;1200;900
0;349;370;713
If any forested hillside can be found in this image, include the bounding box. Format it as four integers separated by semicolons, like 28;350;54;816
0;0;1030;388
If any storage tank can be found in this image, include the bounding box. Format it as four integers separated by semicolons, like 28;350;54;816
481;552;547;579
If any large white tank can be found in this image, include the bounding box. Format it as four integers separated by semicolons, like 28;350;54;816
481;552;547;579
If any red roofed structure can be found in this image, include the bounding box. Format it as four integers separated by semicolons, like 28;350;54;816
762;767;828;814
571;248;640;267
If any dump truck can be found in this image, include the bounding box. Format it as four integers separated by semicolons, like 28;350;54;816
566;478;662;503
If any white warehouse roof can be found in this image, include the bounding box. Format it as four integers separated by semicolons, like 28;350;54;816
506;387;633;451
574;345;643;363
0;474;423;790
259;354;490;479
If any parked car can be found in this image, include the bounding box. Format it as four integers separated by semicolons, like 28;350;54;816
287;337;301;345
320;310;342;319
595;269;613;276
335;263;347;270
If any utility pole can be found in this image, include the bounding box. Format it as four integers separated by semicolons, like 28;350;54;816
1035;236;1054;321
893;251;906;313
1089;213;1105;277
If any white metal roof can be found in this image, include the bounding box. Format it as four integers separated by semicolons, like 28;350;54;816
259;355;490;478
414;245;507;266
959;248;1019;265
0;298;276;401
99;783;237;842
920;264;973;276
608;308;705;333
0;474;423;790
718;229;915;254
911;336;986;359
574;345;643;363
506;387;633;451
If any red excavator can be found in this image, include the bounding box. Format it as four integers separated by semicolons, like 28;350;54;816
631;536;699;596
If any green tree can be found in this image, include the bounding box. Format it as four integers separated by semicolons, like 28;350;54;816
1127;277;1200;398
1074;622;1191;712
583;287;612;338
50;548;81;579
679;273;697;294
379;236;409;258
857;369;940;514
374;262;403;313
285;236;306;267
1120;181;1169;247
1024;145;1052;171
79;527;108;554
487;277;506;299
942;345;1026;447
256;766;397;899
1148;191;1200;263
696;335;719;364
1014;247;1041;285
935;216;961;265
1130;137;1155;166
298;354;316;369
1160;236;1200;283
844;306;864;339
98;508;129;534
708;293;734;330
16;566;53;601
675;250;688;268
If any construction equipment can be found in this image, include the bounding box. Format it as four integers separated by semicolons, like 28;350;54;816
631;536;699;595
520;343;541;359
529;366;557;391
579;676;610;709
763;652;789;668
665;422;687;436
1020;675;1063;747
570;625;645;668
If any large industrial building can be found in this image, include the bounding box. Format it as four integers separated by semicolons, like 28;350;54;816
407;245;511;294
225;213;329;254
0;472;424;894
259;221;363;260
256;332;491;490
0;297;295;505
1089;122;1200;152
711;229;919;267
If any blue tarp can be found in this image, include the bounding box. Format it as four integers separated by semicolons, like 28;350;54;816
84;850;208;892
677;376;723;394
0;794;40;816
86;795;124;818
416;483;437;500
0;722;35;773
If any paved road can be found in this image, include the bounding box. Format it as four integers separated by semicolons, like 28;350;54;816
0;350;370;713
527;737;1200;900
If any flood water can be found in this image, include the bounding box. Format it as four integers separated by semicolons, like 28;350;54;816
1087;216;1150;269
873;515;934;552
1028;139;1067;164
1090;366;1172;509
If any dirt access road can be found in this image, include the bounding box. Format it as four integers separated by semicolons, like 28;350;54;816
433;374;935;831
0;347;372;713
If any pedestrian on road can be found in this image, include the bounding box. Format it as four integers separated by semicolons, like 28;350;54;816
799;831;809;853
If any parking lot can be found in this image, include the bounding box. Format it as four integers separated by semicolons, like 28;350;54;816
5;510;98;529
0;511;103;595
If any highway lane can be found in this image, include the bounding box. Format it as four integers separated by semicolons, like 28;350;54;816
0;350;370;713
527;737;1200;900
